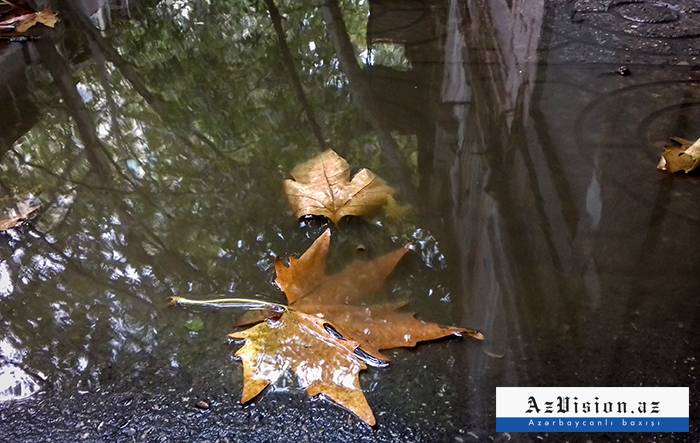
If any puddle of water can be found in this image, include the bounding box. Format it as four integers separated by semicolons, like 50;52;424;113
0;0;698;437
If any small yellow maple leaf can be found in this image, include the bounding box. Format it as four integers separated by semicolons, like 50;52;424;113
283;150;395;224
0;198;41;232
657;136;700;174
15;8;58;33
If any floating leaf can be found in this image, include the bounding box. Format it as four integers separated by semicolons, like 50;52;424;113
657;136;700;174
284;150;395;223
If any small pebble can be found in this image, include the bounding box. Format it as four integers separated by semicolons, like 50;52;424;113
617;65;630;76
195;400;210;410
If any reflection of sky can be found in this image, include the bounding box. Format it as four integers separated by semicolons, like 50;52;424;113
0;261;13;299
0;338;41;402
76;82;93;104
0;337;24;361
0;366;41;402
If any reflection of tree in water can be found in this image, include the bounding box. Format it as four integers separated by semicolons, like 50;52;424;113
0;0;391;394
0;0;551;399
2;0;539;394
352;0;556;421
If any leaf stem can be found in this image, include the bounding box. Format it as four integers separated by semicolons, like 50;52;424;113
168;296;287;312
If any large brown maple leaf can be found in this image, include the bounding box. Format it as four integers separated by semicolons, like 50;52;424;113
230;229;483;426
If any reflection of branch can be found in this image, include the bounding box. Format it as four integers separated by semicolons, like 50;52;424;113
88;39;123;142
8;148;198;278
265;0;326;149
29;226;155;307
0;177;11;194
8;148;128;195
321;0;415;198
60;3;233;164
35;39;113;180
116;200;201;277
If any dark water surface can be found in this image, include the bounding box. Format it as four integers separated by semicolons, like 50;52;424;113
0;0;698;441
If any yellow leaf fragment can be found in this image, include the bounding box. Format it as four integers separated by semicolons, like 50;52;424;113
284;150;395;223
15;8;58;33
0;214;27;232
0;200;41;232
230;310;375;426
657;136;700;174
